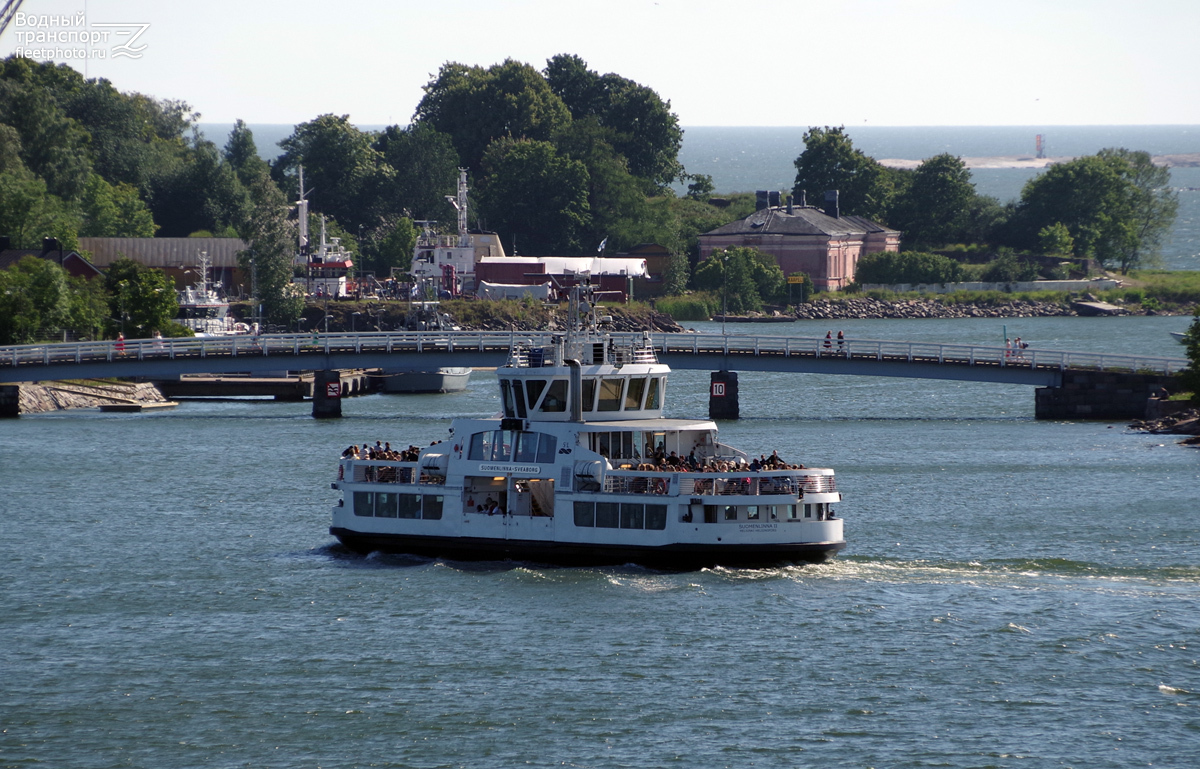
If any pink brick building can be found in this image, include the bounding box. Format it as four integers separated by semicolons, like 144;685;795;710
697;197;900;291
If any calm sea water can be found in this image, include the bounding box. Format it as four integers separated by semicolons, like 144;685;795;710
3;316;1198;768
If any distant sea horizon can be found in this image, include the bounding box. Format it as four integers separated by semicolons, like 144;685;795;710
197;123;1200;270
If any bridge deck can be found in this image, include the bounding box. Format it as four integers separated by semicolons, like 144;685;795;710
0;331;1187;386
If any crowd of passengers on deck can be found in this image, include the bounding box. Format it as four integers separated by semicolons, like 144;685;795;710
622;447;806;474
341;441;439;462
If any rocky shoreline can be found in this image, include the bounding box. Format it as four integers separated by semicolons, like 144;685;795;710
16;380;171;415
785;296;1175;321
1129;408;1200;446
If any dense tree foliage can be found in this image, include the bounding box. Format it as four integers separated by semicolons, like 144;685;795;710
239;172;303;325
103;257;179;337
792;126;897;222
476;138;591;255
1179;306;1200;403
1001;149;1178;272
414;60;572;177
888;154;975;246
372;123;460;221
692;247;785;313
854;251;963;285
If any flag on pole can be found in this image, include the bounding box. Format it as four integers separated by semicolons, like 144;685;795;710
597;236;608;253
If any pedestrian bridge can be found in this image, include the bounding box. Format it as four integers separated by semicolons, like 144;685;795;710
0;331;1186;387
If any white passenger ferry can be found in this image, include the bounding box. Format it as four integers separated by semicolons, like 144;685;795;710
329;288;845;569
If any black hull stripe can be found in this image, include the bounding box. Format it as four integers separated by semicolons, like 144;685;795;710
329;528;845;569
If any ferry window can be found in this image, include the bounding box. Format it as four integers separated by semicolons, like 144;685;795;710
540;379;568;413
468;432;492;461
375;492;398;518
354;492;373;517
646;505;667;530
598;379;623;411
786;505;799;520
704;505;718;523
724;505;738;521
514;432;539;463
581;378;597;411
625;377;646;410
746;505;760;521
500;380;515;418
595;502;619;528
526;379;547;410
597;432;611;458
423;496;443;520
646;377;661;410
537;434;556;464
511;380;528;418
804;504;813;519
573;501;595;527
620;503;645;529
398;494;421;519
491;431;514;461
621;431;634;459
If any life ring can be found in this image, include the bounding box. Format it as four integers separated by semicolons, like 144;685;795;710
652;478;667;495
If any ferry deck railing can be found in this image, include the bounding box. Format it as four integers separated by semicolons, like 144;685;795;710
0;331;1187;377
602;469;836;497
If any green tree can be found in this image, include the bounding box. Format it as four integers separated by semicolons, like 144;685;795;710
693;247;770;314
239;173;302;325
79;174;158;237
544;54;683;186
792;126;893;221
104;257;178;337
1004;150;1178;273
552;117;650;252
0;255;73;343
663;250;690;296
65;273;110;341
372;123;460;221
147;137;250;237
364;218;417;278
476;138;591;255
1178;306;1200;403
981;250;1038;283
0;72;93;200
1038;222;1075;256
414;60;572;175
855;251;963;285
0;168;80;249
223;119;271;187
892;153;975;245
1097;148;1179;273
275;114;392;232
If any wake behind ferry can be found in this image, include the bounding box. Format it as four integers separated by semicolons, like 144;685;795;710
329;287;845;569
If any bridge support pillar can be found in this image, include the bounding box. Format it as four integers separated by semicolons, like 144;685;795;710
1035;370;1178;420
0;385;20;418
312;370;343;419
708;371;739;420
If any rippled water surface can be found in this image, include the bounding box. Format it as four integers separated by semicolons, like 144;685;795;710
2;316;1198;768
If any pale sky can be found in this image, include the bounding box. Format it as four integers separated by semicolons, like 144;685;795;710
3;0;1198;127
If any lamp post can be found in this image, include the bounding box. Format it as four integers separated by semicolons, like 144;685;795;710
720;253;730;336
324;314;333;333
351;311;361;333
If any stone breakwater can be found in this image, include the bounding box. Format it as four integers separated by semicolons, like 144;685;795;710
16;381;170;415
793;297;1082;321
1130;407;1200;446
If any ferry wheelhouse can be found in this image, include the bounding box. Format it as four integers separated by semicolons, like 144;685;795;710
329;289;845;568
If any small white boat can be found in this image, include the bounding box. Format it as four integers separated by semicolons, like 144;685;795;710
1170;331;1187;344
329;285;845;569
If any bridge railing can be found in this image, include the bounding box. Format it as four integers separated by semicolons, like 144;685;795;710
0;331;1188;376
642;333;1188;376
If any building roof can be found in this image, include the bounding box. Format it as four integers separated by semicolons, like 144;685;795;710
78;237;248;268
0;248;105;278
702;206;898;239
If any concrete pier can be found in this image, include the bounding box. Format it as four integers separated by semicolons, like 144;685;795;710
708;371;740;420
312;370;343;419
1035;370;1178;420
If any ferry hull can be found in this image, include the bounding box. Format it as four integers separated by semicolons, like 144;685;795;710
330;527;845;569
